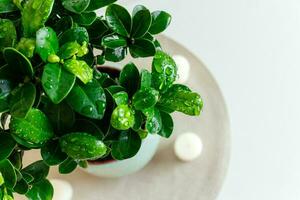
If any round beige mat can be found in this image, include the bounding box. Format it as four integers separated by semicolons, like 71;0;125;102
17;36;230;200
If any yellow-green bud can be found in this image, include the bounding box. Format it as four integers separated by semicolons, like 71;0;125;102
47;54;60;63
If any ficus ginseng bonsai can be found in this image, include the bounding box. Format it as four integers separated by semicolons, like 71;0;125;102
0;0;203;199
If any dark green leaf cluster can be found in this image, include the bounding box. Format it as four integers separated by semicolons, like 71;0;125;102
0;0;203;199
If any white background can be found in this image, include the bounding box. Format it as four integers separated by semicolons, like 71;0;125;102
126;0;300;199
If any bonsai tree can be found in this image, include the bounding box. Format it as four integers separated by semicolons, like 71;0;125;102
0;0;203;199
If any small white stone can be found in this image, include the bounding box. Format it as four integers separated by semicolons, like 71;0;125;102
173;55;190;83
174;132;203;162
50;179;73;200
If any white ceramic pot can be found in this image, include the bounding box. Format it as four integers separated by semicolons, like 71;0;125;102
83;133;160;178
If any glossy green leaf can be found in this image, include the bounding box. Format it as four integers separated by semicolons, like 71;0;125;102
111;129;141;160
63;59;93;84
3;48;34;77
119;62;139;97
59;42;81;59
149;11;172;35
41;140;68;166
132;110;143;131
105;4;131;37
0;133;16;161
9;83;36;118
59;27;89;45
62;0;90;14
0;79;14;113
58;157;77;174
42;63;76;104
36;27;59;62
112;91;128;106
0;159;16;189
14;178;29;195
10;109;54;148
129;38;156;58
158;111;173;138
0;19;16;50
22;0;55;37
131;5;151;38
0;0;17;13
132;88;159;110
43;101;75;132
60;132;107;160
53;16;73;37
16;38;36;58
86;0;116;11
72;12;97;26
145;107;162;134
21;172;34;183
22;161;49;183
140;69;151;89
87;18;109;40
26;179;53;200
72;118;104;139
110;105;135;130
104;47;126;62
158;84;203;116
66;80;106;119
8;151;22;170
151;50;177;92
102;34;127;48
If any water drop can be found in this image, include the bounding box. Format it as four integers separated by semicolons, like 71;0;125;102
81;105;93;115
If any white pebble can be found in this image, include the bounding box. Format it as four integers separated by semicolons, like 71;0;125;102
174;132;203;162
50;179;73;200
173;55;190;83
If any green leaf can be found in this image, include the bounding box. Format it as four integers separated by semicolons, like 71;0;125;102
3;47;34;77
10;109;54;148
0;79;14;113
102;34;127;48
22;0;55;37
151;50;177;92
145;107;162;134
85;0;116;11
16;38;36;58
8;151;22;170
62;0;90;14
132;110;143;131
59;27;89;45
53;16;73;37
58;157;77;174
110;105;135;130
0;133;16;161
119;62;139;97
14;178;29;195
0;19;17;51
0;0;17;14
72;12;97;26
41;140;68;166
60;132;107;160
140;70;152;90
66;80;106;119
87;17;109;40
21;172;34;183
26;179;53;200
0;159;16;189
59;42;81;59
105;4;132;37
112;91;128;106
22;161;49;184
42;63;76;104
132;88;159;110
36;27;59;62
63;59;93;84
72;118;104;139
9;83;36;118
104;47;126;62
158;111;173;138
149;11;172;35
129;38;156;58
43;101;75;132
158;84;203;116
111;129;141;160
131;5;152;38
